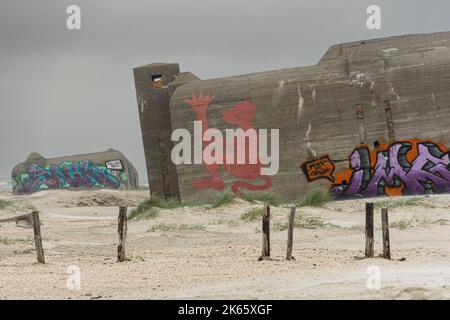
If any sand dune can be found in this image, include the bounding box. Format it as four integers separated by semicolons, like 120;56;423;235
0;189;449;299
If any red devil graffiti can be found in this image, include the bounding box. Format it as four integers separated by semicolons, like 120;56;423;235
184;93;272;193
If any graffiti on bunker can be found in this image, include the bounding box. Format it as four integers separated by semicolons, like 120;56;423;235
13;160;127;194
302;140;450;198
301;155;336;183
183;93;273;193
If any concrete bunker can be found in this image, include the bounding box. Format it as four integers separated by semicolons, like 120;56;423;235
12;149;139;194
134;32;450;202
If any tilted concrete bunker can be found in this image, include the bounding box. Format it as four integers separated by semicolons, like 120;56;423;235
12;149;139;194
134;31;450;202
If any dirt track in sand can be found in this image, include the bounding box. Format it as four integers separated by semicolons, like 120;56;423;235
0;189;449;299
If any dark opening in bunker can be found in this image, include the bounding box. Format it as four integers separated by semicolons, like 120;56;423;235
152;74;163;89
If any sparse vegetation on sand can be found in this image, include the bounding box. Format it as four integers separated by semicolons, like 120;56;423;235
0;237;32;245
390;217;449;230
296;187;332;208
129;200;160;221
390;219;414;230
0;199;11;209
212;193;236;208
0;237;13;245
213;192;283;208
239;205;327;230
240;192;282;206
0;199;37;213
273;214;326;231
13;248;34;255
147;223;206;232
209;218;239;227
131;192;283;215
129;197;195;220
121;255;146;262
375;197;423;209
240;208;264;222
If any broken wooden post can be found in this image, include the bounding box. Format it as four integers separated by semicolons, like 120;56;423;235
117;206;128;262
286;207;296;261
30;211;45;264
365;202;374;258
381;208;391;259
259;203;271;261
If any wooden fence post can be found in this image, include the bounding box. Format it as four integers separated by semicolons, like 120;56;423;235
30;211;45;264
117;206;128;262
365;202;374;258
286;207;296;261
259;203;271;261
381;208;391;259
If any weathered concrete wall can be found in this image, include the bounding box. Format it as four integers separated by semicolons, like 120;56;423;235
135;31;450;202
133;63;186;200
11;149;139;194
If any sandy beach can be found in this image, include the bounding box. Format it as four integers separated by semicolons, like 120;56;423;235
0;189;449;300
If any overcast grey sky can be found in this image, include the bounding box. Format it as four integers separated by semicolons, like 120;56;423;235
1;0;450;181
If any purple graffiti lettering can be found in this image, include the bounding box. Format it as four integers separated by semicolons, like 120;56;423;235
332;141;450;197
343;150;364;196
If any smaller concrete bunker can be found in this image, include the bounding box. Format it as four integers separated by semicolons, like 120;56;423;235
11;149;139;194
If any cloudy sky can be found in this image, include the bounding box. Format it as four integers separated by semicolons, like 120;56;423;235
1;0;450;181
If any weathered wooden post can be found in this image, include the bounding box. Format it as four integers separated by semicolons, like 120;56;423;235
259;203;271;261
365;202;374;258
30;211;45;264
286;207;296;261
117;206;128;262
381;208;391;259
